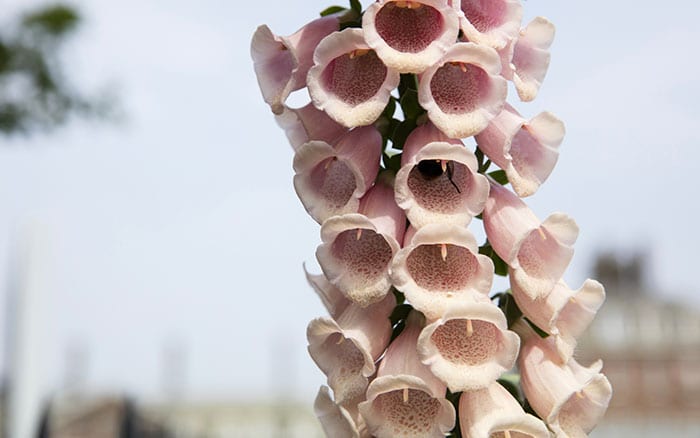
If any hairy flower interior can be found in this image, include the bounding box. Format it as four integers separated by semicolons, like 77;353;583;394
320;332;367;402
331;228;393;289
430;62;490;114
461;0;508;32
373;388;442;435
517;227;566;281
322;50;387;105
407;160;471;213
406;243;477;291
309;157;356;209
430;319;498;365
375;2;443;53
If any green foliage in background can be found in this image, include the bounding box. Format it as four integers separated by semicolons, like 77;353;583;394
0;3;114;135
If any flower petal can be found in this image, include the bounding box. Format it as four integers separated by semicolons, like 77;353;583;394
419;42;507;138
308;28;400;127
362;0;460;73
314;385;362;438
511;16;556;102
304;264;351;320
275;103;348;151
293;126;382;223
457;0;523;49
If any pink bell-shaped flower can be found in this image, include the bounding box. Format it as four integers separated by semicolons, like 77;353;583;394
307;294;395;405
362;0;460;73
508;16;556;102
275;103;348;151
417;298;520;391
293;126;382;224
518;327;613;437
483;182;578;299
307;28;401;127
456;0;523;50
251;16;339;114
475;103;565;197
418;42;507;138
390;224;493;319
305;265;351;320
459;381;550;438
314;385;369;438
511;278;606;363
316;174;406;306
358;311;456;438
395;122;489;228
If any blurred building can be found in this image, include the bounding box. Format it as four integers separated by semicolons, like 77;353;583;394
578;252;700;436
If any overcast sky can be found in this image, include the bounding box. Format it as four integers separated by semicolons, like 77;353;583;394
0;0;698;404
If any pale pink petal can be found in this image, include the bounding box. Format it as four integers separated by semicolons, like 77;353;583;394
511;16;556;102
459;381;550;438
316;176;405;306
391;223;493;319
476;103;565;197
293;126;382;224
457;0;522;49
483;182;578;299
314;386;362;438
304;264;351;320
275;103;348;151
307;294;395;404
362;0;460;73
395;122;490;228
418;42;507;138
519;333;613;437
417;299;520;391
251;17;339;114
359;311;456;437
512;278;605;363
307;28;401;127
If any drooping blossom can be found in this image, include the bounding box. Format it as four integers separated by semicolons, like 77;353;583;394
518;326;613;437
307;294;395;405
391;224;493;319
475;103;565;197
358;311;455;438
293;126;382;223
483;181;578;299
305;265;351;320
362;0;460;73
275;102;348;151
314;386;369;438
307;28;400;127
504;16;556;102
316;174;405;306
251;16;339;114
511;278;606;363
456;0;523;50
394;122;489;228
417;298;519;391
459;381;550;438
418;42;507;138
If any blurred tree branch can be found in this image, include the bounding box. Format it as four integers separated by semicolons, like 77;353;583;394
0;3;117;136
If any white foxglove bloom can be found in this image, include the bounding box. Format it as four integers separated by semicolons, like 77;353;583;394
459;381;550;438
359;311;455;438
509;16;556;102
316;175;405;306
275;103;348;151
395;122;489;228
483;182;578;299
417;299;519;391
293;126;382;224
519;330;613;437
418;42;507;138
251;16;339;114
511;278;606;363
307;294;395;405
307;28;401;127
475;103;565;197
315;386;368;438
362;0;460;73
391;224;493;319
456;0;523;49
305;265;351;320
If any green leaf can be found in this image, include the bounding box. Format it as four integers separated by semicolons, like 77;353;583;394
389;303;412;326
320;5;347;16
390;119;416;151
392;288;406;305
399;89;424;120
498;292;523;329
488;169;509;185
383;151;402;173
478;242;508;276
350;0;362;13
22;5;79;35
